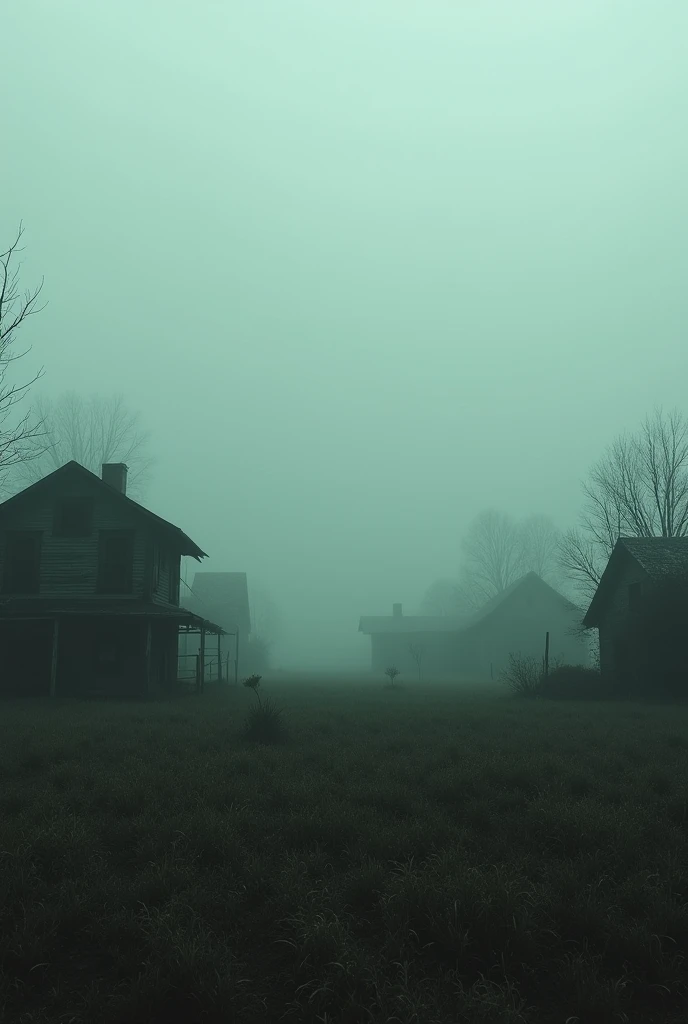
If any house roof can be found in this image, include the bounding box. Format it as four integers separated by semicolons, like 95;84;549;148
0;461;208;560
359;573;580;636
463;571;580;628
181;572;251;634
0;597;225;634
583;536;688;628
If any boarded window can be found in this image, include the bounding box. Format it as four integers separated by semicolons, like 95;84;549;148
3;532;42;594
97;530;134;594
53;497;94;537
628;581;642;611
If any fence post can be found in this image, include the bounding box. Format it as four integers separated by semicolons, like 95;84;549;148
544;631;550;681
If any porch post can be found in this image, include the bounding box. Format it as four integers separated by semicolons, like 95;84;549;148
145;620;152;696
235;631;240;685
199;625;206;694
217;631;222;682
49;617;60;698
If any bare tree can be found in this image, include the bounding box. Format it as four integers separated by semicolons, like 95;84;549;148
460;509;528;604
419;578;472;616
459;510;564;605
560;408;688;599
15;392;153;498
0;224;47;489
520;514;563;584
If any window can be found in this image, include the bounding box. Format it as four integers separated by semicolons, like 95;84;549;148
3;531;42;593
628;581;642;611
53;497;94;537
169;558;179;605
97;530;134;593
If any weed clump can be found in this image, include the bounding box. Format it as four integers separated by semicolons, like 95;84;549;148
384;666;401;689
242;674;287;744
500;654;542;698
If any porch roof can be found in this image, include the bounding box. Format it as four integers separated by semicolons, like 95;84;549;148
0;599;226;635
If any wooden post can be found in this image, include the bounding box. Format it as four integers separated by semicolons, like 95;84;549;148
49;618;59;698
144;620;153;697
199;626;206;694
235;632;240;685
217;632;222;682
544;631;550;680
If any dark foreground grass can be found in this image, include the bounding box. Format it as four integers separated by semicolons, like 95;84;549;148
2;676;688;1023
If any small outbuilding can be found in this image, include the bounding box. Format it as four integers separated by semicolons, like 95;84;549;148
359;573;589;680
582;536;688;694
179;572;252;681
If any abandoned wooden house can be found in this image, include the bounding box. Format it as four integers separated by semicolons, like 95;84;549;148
0;461;224;698
582;536;688;694
179;571;252;682
359;572;589;679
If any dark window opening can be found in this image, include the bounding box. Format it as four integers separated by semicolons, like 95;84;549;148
53;497;94;537
628;581;642;611
97;530;134;594
3;531;42;594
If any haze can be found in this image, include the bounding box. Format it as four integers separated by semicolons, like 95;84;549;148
4;0;688;669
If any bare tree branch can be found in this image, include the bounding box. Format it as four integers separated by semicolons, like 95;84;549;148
13;392;154;499
0;224;48;491
459;510;563;604
560;407;688;602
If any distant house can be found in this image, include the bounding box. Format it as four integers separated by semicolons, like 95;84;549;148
359;573;588;679
582;537;688;692
0;461;224;698
179;572;251;680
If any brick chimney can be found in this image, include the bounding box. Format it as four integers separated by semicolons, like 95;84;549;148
392;603;402;618
102;463;128;495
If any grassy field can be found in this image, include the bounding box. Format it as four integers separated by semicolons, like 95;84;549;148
2;675;688;1023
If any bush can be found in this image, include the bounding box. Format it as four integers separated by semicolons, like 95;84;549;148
500;654;543;698
244;697;287;744
540;664;609;701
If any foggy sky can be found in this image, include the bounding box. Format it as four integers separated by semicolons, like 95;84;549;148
4;1;688;668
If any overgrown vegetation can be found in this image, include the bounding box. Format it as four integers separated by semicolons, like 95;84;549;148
501;655;608;702
242;673;286;743
1;678;688;1023
384;665;401;688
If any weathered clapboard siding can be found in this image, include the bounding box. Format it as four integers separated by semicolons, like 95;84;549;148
0;475;148;598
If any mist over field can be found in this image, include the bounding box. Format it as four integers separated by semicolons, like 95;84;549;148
4;0;688;669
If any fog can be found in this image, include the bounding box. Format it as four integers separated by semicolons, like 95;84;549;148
4;1;688;670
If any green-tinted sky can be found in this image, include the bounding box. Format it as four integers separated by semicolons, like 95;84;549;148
4;1;688;666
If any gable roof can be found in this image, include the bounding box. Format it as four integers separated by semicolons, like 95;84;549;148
359;574;580;636
463;571;580;628
0;461;207;560
583;536;688;628
181;572;251;634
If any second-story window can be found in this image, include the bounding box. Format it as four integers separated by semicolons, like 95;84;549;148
53;497;94;537
628;581;643;611
3;531;42;594
97;530;134;594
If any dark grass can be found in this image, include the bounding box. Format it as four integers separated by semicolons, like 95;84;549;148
2;675;688;1023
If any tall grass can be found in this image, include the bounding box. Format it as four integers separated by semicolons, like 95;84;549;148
1;677;687;1023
